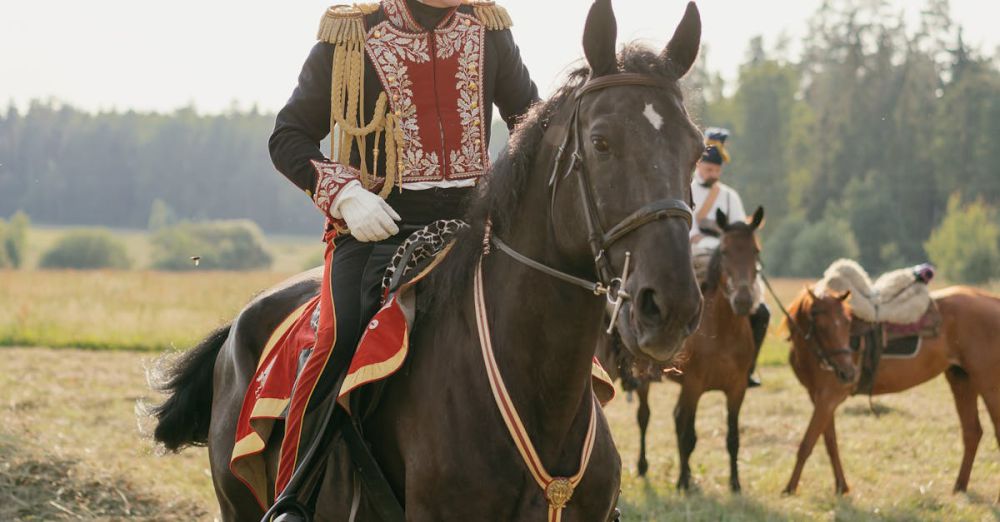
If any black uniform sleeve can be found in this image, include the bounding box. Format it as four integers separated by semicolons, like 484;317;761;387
268;42;336;193
491;29;539;130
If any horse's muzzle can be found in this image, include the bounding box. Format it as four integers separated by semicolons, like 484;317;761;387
833;360;857;384
628;284;702;362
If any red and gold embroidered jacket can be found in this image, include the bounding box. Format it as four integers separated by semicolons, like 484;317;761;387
269;0;538;224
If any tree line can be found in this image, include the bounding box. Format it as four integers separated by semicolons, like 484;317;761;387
683;0;999;279
0;0;997;279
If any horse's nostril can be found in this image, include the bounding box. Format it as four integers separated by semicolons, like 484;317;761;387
637;288;662;323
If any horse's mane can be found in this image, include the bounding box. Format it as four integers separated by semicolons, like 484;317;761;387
780;290;812;341
427;44;683;310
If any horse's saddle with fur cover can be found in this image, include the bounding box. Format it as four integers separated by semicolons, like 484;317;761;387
818;259;941;394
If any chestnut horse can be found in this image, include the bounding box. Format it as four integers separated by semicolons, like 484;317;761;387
600;207;764;492
152;2;707;520
782;286;1000;501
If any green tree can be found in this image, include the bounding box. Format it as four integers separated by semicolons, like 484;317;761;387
924;194;999;284
761;211;807;277
39;229;132;270
4;211;29;268
151;220;273;271
788;211;860;278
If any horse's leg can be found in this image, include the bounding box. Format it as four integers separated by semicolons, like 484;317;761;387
725;386;747;493
821;416;849;495
783;393;839;495
673;384;701;491
945;366;982;493
636;380;652;476
978;386;1000;503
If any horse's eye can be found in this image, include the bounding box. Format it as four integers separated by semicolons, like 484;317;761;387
591;136;610;154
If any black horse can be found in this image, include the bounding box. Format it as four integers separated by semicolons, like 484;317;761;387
152;1;705;519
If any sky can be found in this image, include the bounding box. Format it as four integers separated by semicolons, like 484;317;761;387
1;0;997;114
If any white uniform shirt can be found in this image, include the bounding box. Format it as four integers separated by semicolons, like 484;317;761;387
690;174;746;250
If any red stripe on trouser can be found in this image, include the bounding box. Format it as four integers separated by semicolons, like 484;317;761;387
275;239;338;495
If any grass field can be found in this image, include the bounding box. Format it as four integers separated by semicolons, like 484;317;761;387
1;270;998;520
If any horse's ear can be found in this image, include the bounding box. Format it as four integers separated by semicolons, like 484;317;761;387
748;206;765;231
715;208;728;229
583;0;618;78
661;2;701;78
837;290;851;302
806;286;818;301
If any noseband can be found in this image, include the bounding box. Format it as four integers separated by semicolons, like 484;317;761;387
488;73;694;333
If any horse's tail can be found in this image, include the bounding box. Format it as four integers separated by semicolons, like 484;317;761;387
149;323;231;452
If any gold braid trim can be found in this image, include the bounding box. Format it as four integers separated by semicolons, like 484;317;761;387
317;4;379;44
320;3;404;196
463;0;513;30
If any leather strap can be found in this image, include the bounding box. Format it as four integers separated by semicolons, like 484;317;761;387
341;418;406;522
694;182;720;224
474;259;599;522
576;73;664;98
602;199;693;249
492;236;606;295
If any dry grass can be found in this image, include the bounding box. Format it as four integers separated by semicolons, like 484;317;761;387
0;348;213;521
2;272;999;520
3;343;998;520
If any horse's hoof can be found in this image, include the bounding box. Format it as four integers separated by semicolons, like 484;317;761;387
782;486;796;497
637;459;648;476
731;483;742;494
836;484;850;496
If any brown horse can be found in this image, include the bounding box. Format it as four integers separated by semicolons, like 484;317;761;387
151;2;706;520
782;285;1000;501
601;207;764;492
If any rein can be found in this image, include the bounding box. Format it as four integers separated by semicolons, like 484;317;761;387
759;270;852;372
493;72;693;333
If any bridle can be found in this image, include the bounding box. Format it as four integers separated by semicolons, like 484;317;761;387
489;72;694;333
759;272;853;372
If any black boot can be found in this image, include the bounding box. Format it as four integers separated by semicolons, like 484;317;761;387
747;303;770;388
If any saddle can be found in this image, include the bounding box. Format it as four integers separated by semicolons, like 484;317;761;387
823;259;941;395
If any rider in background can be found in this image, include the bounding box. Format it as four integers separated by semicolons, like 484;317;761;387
690;128;770;387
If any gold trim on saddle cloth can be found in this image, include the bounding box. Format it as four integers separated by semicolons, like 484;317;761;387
336;242;456;408
229;299;313;507
474;258;599;522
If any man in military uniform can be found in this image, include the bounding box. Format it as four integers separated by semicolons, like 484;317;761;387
267;0;537;506
690;128;769;387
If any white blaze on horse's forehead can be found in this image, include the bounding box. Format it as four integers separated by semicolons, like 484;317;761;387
642;103;663;131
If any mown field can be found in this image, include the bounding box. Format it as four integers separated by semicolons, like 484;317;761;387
1;267;998;520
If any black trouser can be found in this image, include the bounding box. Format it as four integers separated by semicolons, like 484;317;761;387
305;187;472;412
748;302;770;376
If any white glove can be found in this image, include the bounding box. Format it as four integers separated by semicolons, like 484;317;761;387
331;181;401;242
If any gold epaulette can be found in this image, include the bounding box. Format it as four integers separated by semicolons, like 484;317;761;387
317;3;380;44
464;0;513;31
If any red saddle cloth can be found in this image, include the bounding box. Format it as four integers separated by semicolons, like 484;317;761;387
229;262;616;509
